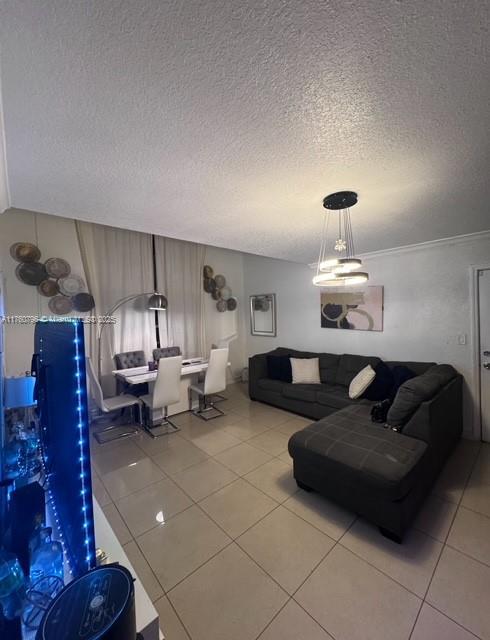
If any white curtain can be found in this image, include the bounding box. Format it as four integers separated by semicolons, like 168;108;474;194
76;221;155;385
154;236;205;359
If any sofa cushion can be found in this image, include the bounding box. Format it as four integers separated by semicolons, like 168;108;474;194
257;378;285;393
316;385;354;410
335;354;381;387
387;364;457;427
385;361;436;376
266;355;292;382
282;383;321;403
288;405;428;501
319;354;340;384
362;361;394;401
389;366;417;401
291;358;321;384
349;365;376;399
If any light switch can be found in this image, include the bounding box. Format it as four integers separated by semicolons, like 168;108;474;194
458;334;467;345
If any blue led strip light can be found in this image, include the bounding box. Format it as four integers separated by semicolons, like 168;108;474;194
73;320;93;570
39;333;75;578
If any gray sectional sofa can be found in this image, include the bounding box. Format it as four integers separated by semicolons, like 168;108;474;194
248;347;463;541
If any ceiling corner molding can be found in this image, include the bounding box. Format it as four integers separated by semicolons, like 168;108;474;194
0;69;11;214
308;229;490;269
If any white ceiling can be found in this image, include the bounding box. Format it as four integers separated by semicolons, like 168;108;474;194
1;1;489;263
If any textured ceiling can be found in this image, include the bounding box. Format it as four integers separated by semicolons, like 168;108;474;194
1;1;489;262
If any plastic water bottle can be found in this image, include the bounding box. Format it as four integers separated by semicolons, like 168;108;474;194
0;550;26;620
29;528;63;584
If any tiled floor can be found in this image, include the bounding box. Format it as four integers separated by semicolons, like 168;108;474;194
90;383;490;640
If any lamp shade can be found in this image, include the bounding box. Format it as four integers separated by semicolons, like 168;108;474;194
148;293;167;311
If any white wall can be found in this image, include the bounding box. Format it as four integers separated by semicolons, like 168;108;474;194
203;245;247;381
0;72;9;213
243;233;490;438
0;209;86;375
0;209;249;382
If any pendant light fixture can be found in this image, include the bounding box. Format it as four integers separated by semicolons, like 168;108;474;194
312;191;368;286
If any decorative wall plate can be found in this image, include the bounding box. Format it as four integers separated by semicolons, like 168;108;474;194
203;277;217;293
216;299;227;312
214;274;226;288
45;257;71;279
203;265;214;278
59;275;85;296
48;295;74;315
72;293;95;312
37;279;60;297
16;262;48;285
10;242;41;263
220;286;232;300
226;297;238;311
211;289;220;300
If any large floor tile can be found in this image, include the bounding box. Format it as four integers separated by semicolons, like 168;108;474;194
411;604;479;640
224;417;275;441
115;478;193;537
230;403;290;426
102;503;132;545
101;457;166;500
258;600;334;640
214;442;273;476
151;437;209;475
461;448;490;517
136;431;188;457
92;439;146;475
295;545;421;640
169;544;288;640
199;479;278;538
433;440;481;504
427;546;490;640
283;491;356;541
447;506;490;566
274;416;312;437
137;505;231;591
237;506;334;595
248;429;291;456
414;494;458;542
123;540;164;602
341;519;442;597
244;458;298;503
154;596;190;640
190;429;242;456
171;458;238;501
91;473;112;507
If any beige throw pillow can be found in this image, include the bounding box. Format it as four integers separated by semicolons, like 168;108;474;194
290;358;321;384
349;364;376;399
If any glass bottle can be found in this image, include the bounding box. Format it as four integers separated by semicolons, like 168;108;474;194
0;549;26;620
29;528;63;584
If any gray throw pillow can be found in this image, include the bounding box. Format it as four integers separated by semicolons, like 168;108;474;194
387;364;457;427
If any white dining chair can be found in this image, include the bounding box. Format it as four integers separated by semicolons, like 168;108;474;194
139;355;182;437
86;356;140;444
189;348;228;420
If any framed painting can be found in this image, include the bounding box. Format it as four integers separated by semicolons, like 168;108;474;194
320;286;383;331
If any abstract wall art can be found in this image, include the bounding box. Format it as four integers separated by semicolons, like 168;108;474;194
320;286;383;331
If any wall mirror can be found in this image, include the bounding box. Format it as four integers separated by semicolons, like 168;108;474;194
250;294;276;337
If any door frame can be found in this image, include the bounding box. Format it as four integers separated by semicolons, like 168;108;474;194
470;263;490;441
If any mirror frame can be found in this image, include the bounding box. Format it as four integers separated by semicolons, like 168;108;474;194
250;294;277;337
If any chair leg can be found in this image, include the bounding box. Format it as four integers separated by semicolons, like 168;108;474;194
143;405;180;438
92;407;139;444
192;394;225;421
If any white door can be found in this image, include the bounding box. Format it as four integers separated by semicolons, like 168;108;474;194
479;269;490;442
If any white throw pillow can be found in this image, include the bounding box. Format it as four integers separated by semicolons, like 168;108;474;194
290;358;321;384
349;364;376;399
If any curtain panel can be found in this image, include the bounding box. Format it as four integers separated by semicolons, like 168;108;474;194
76;221;155;382
154;236;206;359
